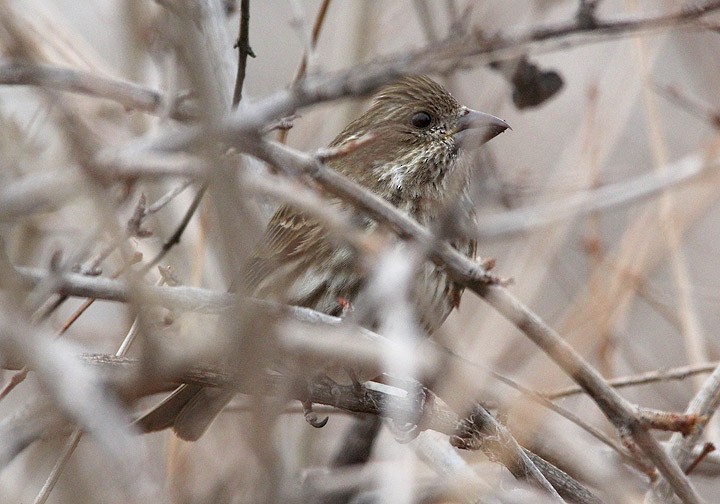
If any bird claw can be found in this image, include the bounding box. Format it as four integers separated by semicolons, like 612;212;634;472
387;419;419;444
302;400;329;428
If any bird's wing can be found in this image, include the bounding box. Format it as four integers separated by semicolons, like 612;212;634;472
245;205;329;290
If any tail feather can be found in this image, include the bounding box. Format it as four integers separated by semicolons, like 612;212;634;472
135;385;234;441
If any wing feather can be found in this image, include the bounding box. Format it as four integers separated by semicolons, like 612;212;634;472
245;205;330;291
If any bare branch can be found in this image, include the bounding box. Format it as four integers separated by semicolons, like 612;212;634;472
476;152;718;237
232;0;255;107
546;362;720;400
0;61;197;120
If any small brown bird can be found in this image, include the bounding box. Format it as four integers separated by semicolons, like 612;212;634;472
139;75;509;440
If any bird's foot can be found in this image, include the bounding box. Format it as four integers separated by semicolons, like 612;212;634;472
336;296;354;317
301;400;329;428
344;367;365;395
477;256;513;286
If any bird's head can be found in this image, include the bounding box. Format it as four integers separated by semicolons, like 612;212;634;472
329;75;509;199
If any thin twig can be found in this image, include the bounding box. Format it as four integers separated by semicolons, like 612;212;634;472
651;362;720;501
232;0;254;107
31;267;161;504
492;373;652;475
144;179;194;216
292;0;331;82
142;183;208;273
278;0;332;143
653;81;720;129
81;354;600;503
475;152;717;238
32;428;83;504
237;137;704;503
685;443;716;476
546;362;720;400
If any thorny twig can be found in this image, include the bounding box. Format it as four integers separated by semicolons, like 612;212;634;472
232;0;255;107
81;354;601;503
278;0;332;143
4;2;720;502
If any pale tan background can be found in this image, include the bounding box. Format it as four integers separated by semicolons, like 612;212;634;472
2;0;720;502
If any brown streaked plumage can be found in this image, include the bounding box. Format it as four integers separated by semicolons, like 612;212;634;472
138;75;509;440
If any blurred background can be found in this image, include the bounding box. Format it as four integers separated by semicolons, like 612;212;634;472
2;0;720;502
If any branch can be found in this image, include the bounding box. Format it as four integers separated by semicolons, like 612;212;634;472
3;3;716;154
141;183;208;273
12;266;230;312
0;170;83;223
479;287;700;503
232;0;255;107
8;265;701;498
232;137;705;503
451;404;564;502
650;362;720;501
80;353;602;504
0;61;196;121
138;1;720;156
476;152;719;238
546;362;720;400
277;0;332;144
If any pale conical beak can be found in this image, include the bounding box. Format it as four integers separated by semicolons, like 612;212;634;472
453;108;510;148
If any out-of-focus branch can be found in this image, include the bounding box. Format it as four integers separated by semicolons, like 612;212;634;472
229;136;704;502
0;170;84;222
479;287;700;503
7;264;703;501
0;155;206;223
0;308;146;495
277;0;331;143
0;61;197;120
141;183;207;272
143;0;237;278
475;152;719;237
2;3;717;145
102;357;453;429
138;1;720;157
6;265;703;501
11;266;230;312
546;362;720;400
93;151;208;180
4;265;710;437
81;353;601;504
294;0;331;80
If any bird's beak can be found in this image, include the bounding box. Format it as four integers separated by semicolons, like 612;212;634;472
453;108;510;148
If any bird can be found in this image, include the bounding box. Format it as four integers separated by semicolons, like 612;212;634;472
137;75;509;440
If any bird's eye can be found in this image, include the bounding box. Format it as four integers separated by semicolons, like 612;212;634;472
411;111;432;128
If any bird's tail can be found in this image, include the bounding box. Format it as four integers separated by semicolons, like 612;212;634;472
135;385;234;441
